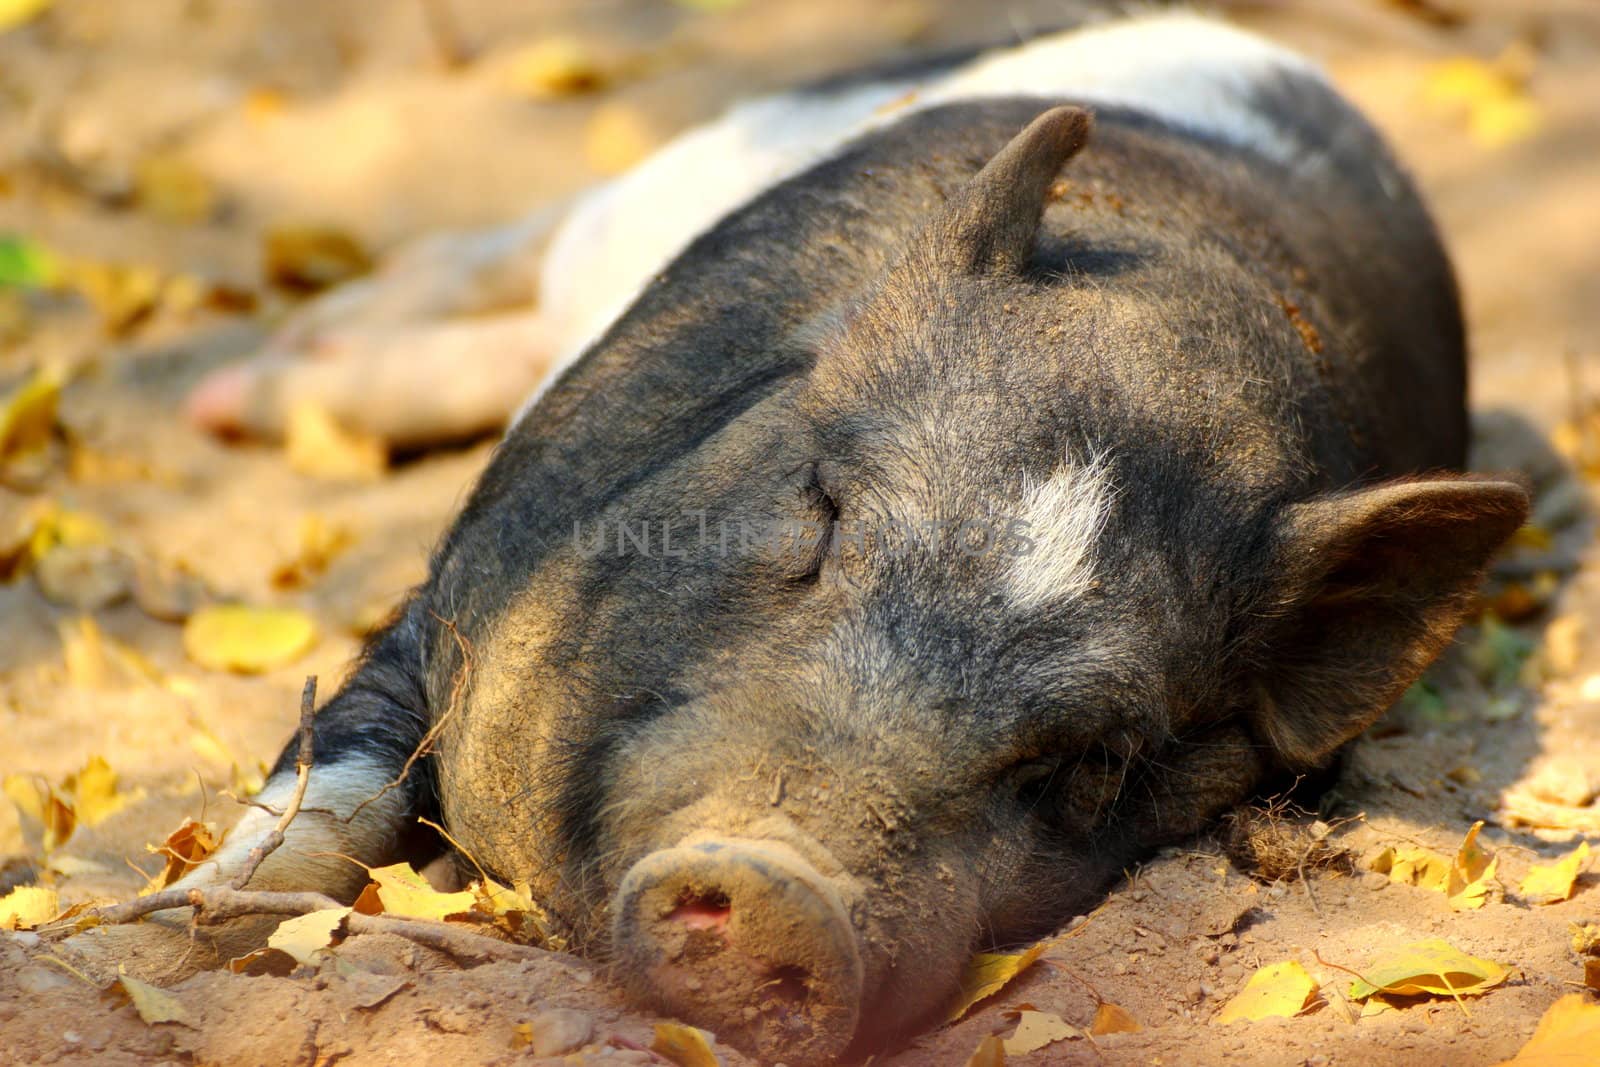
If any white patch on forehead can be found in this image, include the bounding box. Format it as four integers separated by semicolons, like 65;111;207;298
515;13;1330;425
1006;454;1117;611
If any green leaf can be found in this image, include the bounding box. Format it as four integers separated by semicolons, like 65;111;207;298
0;236;60;289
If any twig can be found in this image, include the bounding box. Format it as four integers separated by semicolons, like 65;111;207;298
53;679;320;934
348;613;470;823
232;677;318;891
47;885;543;965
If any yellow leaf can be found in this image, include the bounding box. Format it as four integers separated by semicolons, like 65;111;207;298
1446;820;1499;910
3;772;75;851
0;885;60;930
182;603;318;673
267;907;349;965
651;1021;720;1067
1370;843;1452;892
1520;842;1591;905
947;943;1046;1023
355;862;477;921
1216;959;1319;1024
119;975;195;1027
271;513;356;590
1423;54;1542;149
0;0;50;34
1090;1001;1142;1035
0;369;59;463
263;225;372;293
964;1034;1005;1067
28;504;111;559
225;947;297;977
1003;1009;1078;1054
1493;994;1600;1066
69;754;135;826
1348;938;1513;1000
285;403;387;481
146;818;219;890
134;154;216;224
64;260;166;335
585;103;658;176
502;37;607;97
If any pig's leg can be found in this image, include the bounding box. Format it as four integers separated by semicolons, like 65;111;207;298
173;621;432;899
186;208;561;446
188;79;928;445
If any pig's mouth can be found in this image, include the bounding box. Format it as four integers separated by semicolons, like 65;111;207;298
610;837;877;1064
609;839;869;1062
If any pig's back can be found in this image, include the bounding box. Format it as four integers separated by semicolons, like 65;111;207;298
479;18;1463;536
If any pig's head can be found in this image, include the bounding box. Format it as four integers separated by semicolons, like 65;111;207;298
428;108;1528;1062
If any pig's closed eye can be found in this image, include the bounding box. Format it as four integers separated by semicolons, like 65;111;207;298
791;466;839;583
1007;747;1129;828
1009;758;1065;813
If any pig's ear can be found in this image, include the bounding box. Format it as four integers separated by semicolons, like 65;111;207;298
1252;476;1529;766
927;105;1092;276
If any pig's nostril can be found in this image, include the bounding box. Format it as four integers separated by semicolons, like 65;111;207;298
763;963;811;1006
668;889;732;931
614;840;864;1064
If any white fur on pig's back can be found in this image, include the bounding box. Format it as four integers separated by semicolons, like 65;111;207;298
521;13;1334;422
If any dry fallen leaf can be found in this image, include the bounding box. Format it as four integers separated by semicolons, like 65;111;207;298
1423;51;1542;149
651;1021;720;1067
65;260;166;335
353;862;477;921
502;37;608;97
1003;1009;1078;1054
146;818;219;890
585;103;659;176
1090;1001;1142;1035
0;0;51;33
119;975;195;1027
1520;842;1591;905
1369;843;1451;892
267;907;350;965
134;154;217;224
70;754;137;826
1493;994;1600;1066
1446;821;1498;910
947;943;1046;1022
264;224;372;293
0;884;60;930
225;947;297;977
1585;959;1600;993
0;368;60;469
964;1035;1005;1067
1571;923;1600;956
469;875;563;948
1348;939;1513;1001
182;603;318;673
3;773;75;851
1215;959;1319;1024
286;403;387;481
271;514;356;589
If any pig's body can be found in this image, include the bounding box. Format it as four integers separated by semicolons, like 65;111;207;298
186;15;1525;1062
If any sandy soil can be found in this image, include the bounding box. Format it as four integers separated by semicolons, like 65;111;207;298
1;1;1598;1064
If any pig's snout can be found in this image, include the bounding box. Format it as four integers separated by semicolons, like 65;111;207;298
612;838;864;1064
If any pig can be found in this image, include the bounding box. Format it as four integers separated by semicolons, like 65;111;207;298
180;13;1529;1063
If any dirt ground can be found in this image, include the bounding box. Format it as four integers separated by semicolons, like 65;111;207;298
2;1;1599;1064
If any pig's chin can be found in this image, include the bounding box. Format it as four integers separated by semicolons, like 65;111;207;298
597;829;977;1065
